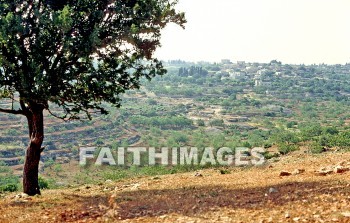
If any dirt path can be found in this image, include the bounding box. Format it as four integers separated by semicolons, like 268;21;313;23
1;151;350;222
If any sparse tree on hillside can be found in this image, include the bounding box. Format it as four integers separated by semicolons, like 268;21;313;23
0;0;185;195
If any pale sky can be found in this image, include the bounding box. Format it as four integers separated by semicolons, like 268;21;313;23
155;0;350;64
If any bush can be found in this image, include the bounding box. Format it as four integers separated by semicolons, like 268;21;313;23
310;142;326;154
197;119;205;127
0;175;19;192
0;166;11;174
38;176;49;189
95;138;104;145
262;152;280;160
0;183;18;192
286;121;298;128
53;164;63;173
209;119;225;127
278;143;298;155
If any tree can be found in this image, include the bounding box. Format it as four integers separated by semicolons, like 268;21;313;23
0;0;185;195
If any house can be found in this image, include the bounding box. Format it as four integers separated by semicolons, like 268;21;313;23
221;59;232;64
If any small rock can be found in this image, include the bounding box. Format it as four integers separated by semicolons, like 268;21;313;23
159;215;167;219
14;193;29;199
279;171;292;176
285;213;291;218
130;183;140;190
103;187;111;191
194;172;203;177
105;180;113;184
268;187;278;194
314;169;333;176
14;199;28;203
21;193;29;198
334;166;349;174
293;217;300;222
292;169;305;175
342;212;350;217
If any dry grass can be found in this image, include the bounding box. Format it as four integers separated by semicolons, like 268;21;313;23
1;151;350;222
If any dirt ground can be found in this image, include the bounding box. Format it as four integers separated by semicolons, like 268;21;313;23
1;151;350;223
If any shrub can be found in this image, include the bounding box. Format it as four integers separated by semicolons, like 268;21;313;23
286;121;298;128
278;143;298;155
38;176;49;189
0;183;18;192
53;164;63;173
197;119;205;127
209;119;225;127
309;142;326;154
0;175;19;192
262;152;280;160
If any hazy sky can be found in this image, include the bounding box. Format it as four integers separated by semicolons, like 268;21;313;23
155;0;350;64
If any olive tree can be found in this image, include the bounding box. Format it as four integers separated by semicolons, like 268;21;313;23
0;0;185;195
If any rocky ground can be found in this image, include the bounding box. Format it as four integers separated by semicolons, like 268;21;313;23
1;151;350;222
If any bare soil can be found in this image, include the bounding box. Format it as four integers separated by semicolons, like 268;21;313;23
1;151;350;222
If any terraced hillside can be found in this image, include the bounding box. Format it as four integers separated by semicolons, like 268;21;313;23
1;61;350;188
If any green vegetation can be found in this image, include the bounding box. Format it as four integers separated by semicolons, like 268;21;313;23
0;175;19;192
0;0;185;195
2;60;350;188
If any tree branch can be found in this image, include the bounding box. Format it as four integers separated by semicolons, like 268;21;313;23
47;107;68;121
0;107;25;115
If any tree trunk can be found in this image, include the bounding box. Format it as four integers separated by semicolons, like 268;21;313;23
23;104;45;196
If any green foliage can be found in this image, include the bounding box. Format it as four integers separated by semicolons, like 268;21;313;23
0;165;11;174
53;164;63;173
0;175;19;192
209;134;226;149
197;119;205;126
278;143;298;155
38;176;49;189
95;138;104;145
0;0;185;119
209;119;225;127
3;129;20;136
0;183;18;192
102;170;129;181
44;159;56;168
309;141;326;154
270;130;299;145
147;99;158;105
299;124;323;140
219;169;231;174
130;115;193;129
262;152;280;160
169;132;189;145
286;121;298;128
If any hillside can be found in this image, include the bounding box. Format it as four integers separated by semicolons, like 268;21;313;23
1;150;350;222
2;61;350;221
2;61;350;178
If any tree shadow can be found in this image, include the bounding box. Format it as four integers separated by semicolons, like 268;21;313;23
0;193;109;222
2;179;349;222
112;180;350;220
